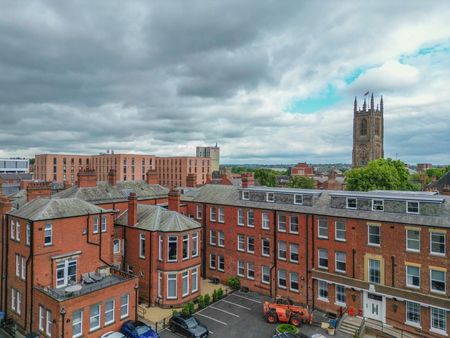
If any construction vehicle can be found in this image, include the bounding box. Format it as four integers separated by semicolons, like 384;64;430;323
263;296;313;327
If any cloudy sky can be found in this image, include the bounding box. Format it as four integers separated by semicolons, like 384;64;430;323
0;1;449;164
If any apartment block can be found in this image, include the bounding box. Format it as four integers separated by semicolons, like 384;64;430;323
0;158;29;174
196;145;220;172
156;156;211;189
35;154;91;183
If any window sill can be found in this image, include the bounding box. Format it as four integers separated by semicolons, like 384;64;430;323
335;270;347;274
406;285;420;290
406;249;420;254
430;290;446;295
278;285;287;290
368;244;380;247
317;236;328;240
289;231;299;235
335;301;346;307
290;288;299;293
430;252;446;257
217;269;224;272
104;321;116;327
237;274;244;278
139;256;146;260
247;277;255;280
404;321;421;329
430;328;448;337
318;266;328;270
318;297;329;303
335;239;347;242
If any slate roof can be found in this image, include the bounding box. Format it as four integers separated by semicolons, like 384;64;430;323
181;184;450;228
426;171;450;192
53;181;169;204
9;198;106;221
0;173;32;181
116;204;201;232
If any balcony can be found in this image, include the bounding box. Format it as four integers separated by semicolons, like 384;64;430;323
35;268;135;301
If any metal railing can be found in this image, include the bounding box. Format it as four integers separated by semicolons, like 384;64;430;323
357;317;366;337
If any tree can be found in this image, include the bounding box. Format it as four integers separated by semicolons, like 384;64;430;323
254;169;277;187
345;158;420;191
288;176;316;189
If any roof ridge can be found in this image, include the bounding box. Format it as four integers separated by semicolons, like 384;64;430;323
35;198;54;219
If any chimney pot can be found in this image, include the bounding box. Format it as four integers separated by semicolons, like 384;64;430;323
146;169;158;185
168;190;181;212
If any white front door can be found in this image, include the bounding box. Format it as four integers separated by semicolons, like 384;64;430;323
364;292;384;321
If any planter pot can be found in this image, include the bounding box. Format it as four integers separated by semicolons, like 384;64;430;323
327;328;335;336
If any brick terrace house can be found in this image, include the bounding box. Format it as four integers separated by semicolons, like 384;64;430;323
180;184;449;337
115;191;202;307
291;162;314;177
1;189;138;337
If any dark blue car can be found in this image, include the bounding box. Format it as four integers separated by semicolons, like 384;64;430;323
120;320;160;338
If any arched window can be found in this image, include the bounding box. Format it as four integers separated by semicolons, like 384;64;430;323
360;118;367;136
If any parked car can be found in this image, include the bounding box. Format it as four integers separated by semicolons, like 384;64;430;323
169;313;209;338
120;320;160;338
101;332;126;338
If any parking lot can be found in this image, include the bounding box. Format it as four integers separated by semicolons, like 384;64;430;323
159;290;275;338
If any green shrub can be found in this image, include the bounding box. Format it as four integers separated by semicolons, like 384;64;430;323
187;301;195;314
197;295;206;309
181;304;190;316
276;324;299;334
172;309;178;316
212;289;218;302
204;293;211;306
217;287;224;299
227;276;240;290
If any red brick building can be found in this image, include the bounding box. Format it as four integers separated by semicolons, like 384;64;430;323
1;185;138;337
291;162;314;177
181;184;449;337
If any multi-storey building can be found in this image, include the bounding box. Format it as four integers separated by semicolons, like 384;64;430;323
156;156;211;190
0;158;30;174
180;184;449;337
35;154;91;183
0;182;138;337
196;145;220;173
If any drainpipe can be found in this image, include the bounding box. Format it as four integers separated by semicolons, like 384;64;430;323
202;204;207;278
305;214;309;306
25;220;34;332
60;307;66;338
352;249;356;279
4;214;9;316
148;232;152;307
391;256;395;287
29;220;34;332
273;210;278;298
311;214;315;310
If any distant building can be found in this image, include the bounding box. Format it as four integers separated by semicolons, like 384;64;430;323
352;93;384;167
425;171;450;195
417;163;432;173
0;158;29;174
196;145;220;172
291;162;314;177
156;156;211;189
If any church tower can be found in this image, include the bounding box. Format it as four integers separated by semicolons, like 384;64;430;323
352;93;384;167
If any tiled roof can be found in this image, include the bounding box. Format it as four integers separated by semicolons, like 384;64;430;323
9;198;106;221
426;171;450;191
116;205;201;232
53;181;168;204
0;173;32;180
181;184;450;228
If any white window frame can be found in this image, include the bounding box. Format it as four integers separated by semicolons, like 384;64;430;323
158;235;163;261
218;207;225;223
89;304;101;332
218;255;225;272
167;236;178;262
278;241;287;260
16;290;21;314
335;251;346;273
16;222;20;241
26;223;30;246
39;305;45;331
218;231;225;247
247;209;254;227
120;294;129;319
247;236;255;254
192;268;199;293
15;254;20;277
236;260;244;277
262;266;270;284
430;232;445;256
210;207;217;222
10;220;15;240
346;197;357;209
192;232;199;257
278;214;286;232
182;234;190;260
406;229;420;252
405;301;421;328
167;273;177;299
209;254;216;269
242;190;249;200
372;199;384;211
182;270;189;297
294;194;303;205
56;258;77;288
104;299;115;326
262;238;270;257
247;262;255;280
406;201;420;214
278;269;287;289
72;310;83;338
430;307;447;335
196;205;202;219
93;216;99;234
406;265;420;289
237;234;245;251
335;284;346;306
44;223;52;246
266;192;275;202
318;249;328;269
290;272;299;292
289;243;299;263
335;221;346;242
101;215;107;232
21;256;26;280
318;280;328;301
113;239;121;254
290;216;299;234
430;269;446;294
368;224;381;246
139;233;146;259
318;218;328;239
262;213;270;230
368;259;381;284
237;209;244;226
158;272;162;298
209;230;216;246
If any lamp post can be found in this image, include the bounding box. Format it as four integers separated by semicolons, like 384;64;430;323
60;307;66;338
134;284;139;320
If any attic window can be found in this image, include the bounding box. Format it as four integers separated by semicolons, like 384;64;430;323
407;201;420;214
294;194;303;205
372;199;384;211
266;192;275;202
346;197;357;209
242;191;249;200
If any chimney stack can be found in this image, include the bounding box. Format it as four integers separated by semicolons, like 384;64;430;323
77;169;97;188
186;173;196;188
168;190;181;213
241;172;255;188
146;169;158;185
20;180;33;191
128;192;138;226
108;169;117;187
26;182;52;202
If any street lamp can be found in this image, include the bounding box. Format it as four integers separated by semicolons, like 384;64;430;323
60;308;66;338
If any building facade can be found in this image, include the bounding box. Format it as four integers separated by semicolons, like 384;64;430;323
352;93;384;168
34;154;91;183
291;162;314;177
196;146;220;173
0;158;29;174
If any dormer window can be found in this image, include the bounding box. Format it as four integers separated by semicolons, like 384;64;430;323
372;199;384;211
242;191;249;200
294;194;303;205
266;192;275;202
346;197;357;209
407;201;420;214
